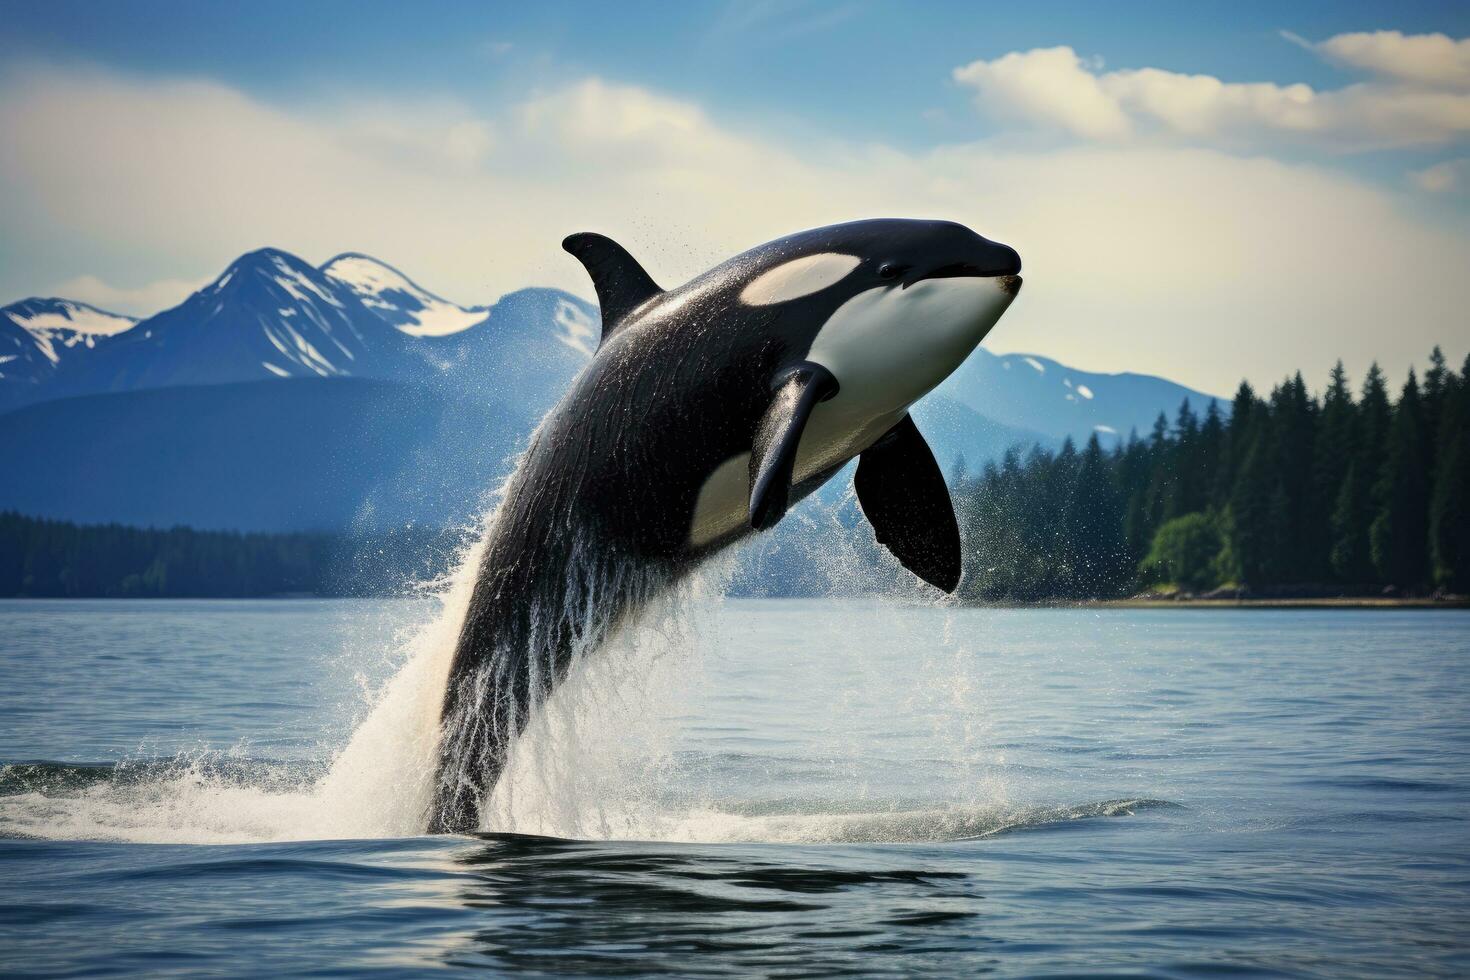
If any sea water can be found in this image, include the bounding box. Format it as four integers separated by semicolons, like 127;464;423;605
0;596;1467;976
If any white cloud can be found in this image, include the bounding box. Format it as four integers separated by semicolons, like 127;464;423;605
953;47;1132;140
953;41;1470;150
1410;157;1470;193
47;274;206;316
0;62;1466;395
1311;30;1470;90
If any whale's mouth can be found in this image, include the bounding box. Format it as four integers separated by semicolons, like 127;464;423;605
901;266;1023;299
904;255;1022;289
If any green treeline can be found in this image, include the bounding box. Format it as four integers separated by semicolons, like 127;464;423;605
0;513;458;598
0;513;338;597
955;347;1470;600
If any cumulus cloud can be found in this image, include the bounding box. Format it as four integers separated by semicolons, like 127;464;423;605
952;48;1133;140
954;38;1470;150
0;62;1466;394
1309;30;1470;90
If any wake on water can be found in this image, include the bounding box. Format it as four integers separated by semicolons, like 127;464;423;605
0;505;1167;846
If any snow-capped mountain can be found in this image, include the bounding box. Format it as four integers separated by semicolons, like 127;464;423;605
323;253;489;337
0;248;599;414
0;298;136;400
41;248;421;399
2;297;136;351
936;348;1223;446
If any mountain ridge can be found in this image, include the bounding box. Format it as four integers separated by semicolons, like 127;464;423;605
0;247;598;417
2;244;1220;439
1;245;1224;533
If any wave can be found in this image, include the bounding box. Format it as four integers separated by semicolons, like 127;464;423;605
0;757;1173;845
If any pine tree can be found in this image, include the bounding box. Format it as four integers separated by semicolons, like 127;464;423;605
1171;399;1205;517
1429;359;1470;591
1424;346;1449;463
1140;412;1175;543
1218;382;1259;505
1318;362;1356;582
1270;373;1320;581
1198;400;1225;510
1370;369;1431;590
1330;364;1391;583
1119;429;1154;565
1224;435;1278;585
1062;434;1127;597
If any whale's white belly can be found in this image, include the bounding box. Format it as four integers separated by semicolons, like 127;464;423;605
686;403;905;548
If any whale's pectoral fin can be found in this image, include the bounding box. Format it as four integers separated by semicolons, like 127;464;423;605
749;361;840;531
562;232;663;344
855;415;962;593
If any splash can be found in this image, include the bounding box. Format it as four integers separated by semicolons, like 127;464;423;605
0;517;727;844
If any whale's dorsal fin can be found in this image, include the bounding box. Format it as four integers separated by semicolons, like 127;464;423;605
562;232;663;344
749;362;840;530
854;414;961;593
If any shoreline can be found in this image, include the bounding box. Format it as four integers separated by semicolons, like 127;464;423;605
1083;597;1470;610
2;594;1467;609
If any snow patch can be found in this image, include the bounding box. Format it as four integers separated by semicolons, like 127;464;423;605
260;318;339;377
8;303;136;337
553;299;597;356
402;304;485;337
1094;424;1117;434
323;253;483;337
262;361;291;378
1023;356;1045;373
270;256;343;309
1076;384;1094;400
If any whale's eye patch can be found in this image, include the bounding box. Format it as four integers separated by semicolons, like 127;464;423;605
878;262;908;281
740;253;862;306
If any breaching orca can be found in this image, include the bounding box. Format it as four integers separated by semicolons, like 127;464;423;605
429;219;1022;833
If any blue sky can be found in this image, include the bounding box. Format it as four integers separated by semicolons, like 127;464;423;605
1;0;1466;391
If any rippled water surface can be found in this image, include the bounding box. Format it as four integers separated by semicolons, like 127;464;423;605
1;598;1467;977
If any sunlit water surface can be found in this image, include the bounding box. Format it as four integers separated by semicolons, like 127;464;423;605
1;598;1466;977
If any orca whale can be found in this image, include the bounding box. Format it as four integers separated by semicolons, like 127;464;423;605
428;219;1022;833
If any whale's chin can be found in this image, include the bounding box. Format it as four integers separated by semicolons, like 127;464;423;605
802;275;1017;423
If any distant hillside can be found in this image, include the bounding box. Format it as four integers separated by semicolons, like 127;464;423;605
936;348;1224;444
0;379;532;532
